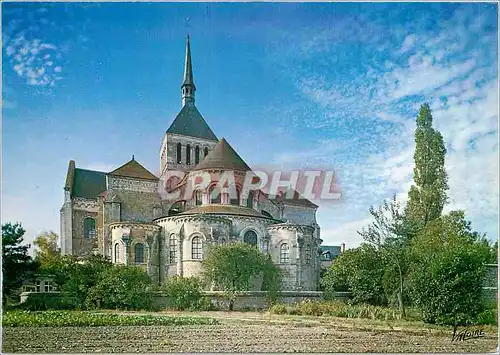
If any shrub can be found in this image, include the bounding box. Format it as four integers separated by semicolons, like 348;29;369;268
475;307;497;326
85;265;153;310
2;310;219;327
21;293;74;311
163;276;204;311
269;300;421;321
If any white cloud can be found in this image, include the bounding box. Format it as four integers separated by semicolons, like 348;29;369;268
399;34;415;53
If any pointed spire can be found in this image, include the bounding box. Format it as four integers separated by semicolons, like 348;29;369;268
181;35;196;106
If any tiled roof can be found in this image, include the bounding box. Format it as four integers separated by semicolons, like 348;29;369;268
72;168;107;199
166;104;217;141
194;138;251;171
180;204;271;219
108;158;158;181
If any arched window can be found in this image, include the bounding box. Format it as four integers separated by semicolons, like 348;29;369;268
192;236;202;260
195;190;202;206
176;143;182;164
169;234;177;263
83;218;96;239
186;144;191;165
229;186;240;206
204;147;209;157
209;185;221;204
280;243;290;263
246;191;253;209
114;243;120;263
243;230;258;246
134;243;144;264
195;146;200;164
304;244;311;265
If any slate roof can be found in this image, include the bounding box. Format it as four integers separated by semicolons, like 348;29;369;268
276;188;319;208
166;105;217;141
108;158;158;181
320;245;342;261
194;138;251;171
71;168;107;199
180;204;271;219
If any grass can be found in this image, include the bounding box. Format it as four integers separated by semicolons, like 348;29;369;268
2;310;219;327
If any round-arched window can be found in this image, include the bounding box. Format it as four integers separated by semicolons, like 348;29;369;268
84;218;96;239
134;243;144;264
243;230;258;246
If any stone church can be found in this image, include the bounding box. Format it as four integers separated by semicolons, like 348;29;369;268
60;36;323;291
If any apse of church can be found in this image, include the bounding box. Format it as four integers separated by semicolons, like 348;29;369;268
60;36;322;291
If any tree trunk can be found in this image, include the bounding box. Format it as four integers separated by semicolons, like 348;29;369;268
229;298;234;312
397;264;406;318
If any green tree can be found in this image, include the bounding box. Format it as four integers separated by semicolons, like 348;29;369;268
86;265;153;310
409;211;491;325
2;222;36;304
202;243;281;310
60;255;113;309
358;194;415;317
33;231;60;262
321;243;387;305
405;103;449;229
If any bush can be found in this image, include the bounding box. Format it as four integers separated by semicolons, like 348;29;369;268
21;293;74;311
409;246;487;326
163;276;204;311
85;265;153;310
2;310;219;327
269;300;421;321
475;307;497;326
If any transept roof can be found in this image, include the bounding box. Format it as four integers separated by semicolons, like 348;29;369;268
108;157;158;181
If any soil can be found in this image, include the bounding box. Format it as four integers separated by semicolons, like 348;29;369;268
2;312;497;353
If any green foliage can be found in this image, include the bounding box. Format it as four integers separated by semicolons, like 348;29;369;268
2;222;36;303
21;293;74;311
409;211;492;326
321;244;387;305
162;276;205;311
60;255;113;309
202;243;282;310
33;231;60;263
261;254;283;305
85;265;153;310
405;103;449;229
2;311;219;327
269;300;421;321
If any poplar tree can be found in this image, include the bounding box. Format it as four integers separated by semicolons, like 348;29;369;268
405;103;449;229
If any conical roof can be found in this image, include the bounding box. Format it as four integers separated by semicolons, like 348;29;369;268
166;105;217;140
194;138;251;171
108;157;158;180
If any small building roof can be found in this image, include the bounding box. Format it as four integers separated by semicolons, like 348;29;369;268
194;138;251;172
108;158;158;181
166;104;217;141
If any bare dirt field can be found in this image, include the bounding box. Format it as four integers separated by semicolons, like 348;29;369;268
2;311;498;353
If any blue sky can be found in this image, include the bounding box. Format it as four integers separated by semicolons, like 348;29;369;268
2;2;498;249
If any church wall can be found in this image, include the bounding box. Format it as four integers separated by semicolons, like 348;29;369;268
111;190;161;223
256;198;281;220
282;205;317;226
71;205;99;256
